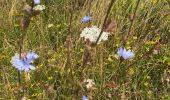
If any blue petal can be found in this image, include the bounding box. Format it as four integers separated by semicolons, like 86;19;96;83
117;47;135;59
11;51;39;72
122;54;129;59
20;64;35;72
118;47;123;56
11;54;25;71
122;49;135;59
28;65;36;70
82;96;88;100
82;16;91;23
24;65;30;72
26;51;39;63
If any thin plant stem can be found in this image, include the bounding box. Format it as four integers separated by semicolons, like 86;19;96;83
124;0;141;44
99;45;104;97
17;71;21;86
17;32;25;99
18;33;25;86
18;1;33;97
65;6;73;80
95;0;116;45
94;0;116;98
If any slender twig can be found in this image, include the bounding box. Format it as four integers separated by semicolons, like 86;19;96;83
95;0;116;45
18;1;34;98
18;19;27;100
124;0;141;43
94;0;116;98
18;32;25;86
65;8;73;79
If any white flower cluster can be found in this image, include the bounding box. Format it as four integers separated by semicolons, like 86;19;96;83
83;79;95;89
47;24;54;28
33;5;45;11
80;26;110;44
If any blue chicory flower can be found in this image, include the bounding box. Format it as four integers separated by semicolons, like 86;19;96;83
118;47;135;59
82;16;91;23
11;51;39;72
34;0;41;4
82;96;88;100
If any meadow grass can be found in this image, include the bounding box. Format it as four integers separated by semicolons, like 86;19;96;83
0;0;170;99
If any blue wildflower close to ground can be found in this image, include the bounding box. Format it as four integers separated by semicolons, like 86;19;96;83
34;0;41;4
82;16;91;23
118;47;135;59
11;51;39;72
82;95;88;100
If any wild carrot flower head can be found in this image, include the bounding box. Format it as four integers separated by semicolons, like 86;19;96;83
82;16;91;23
82;95;88;100
11;51;39;72
33;5;45;11
80;26;110;44
117;47;135;59
83;79;95;89
34;0;40;4
47;24;54;28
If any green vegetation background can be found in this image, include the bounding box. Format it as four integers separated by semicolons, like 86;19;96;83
0;0;170;99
